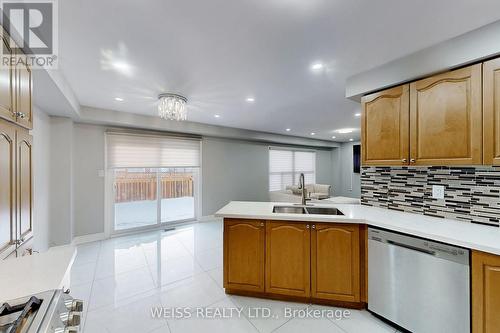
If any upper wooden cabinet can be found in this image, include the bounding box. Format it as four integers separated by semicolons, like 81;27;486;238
410;64;482;165
223;219;265;292
14;54;32;130
361;85;409;165
265;221;311;298
361;64;483;166
311;223;361;303
0;37;14;123
0;28;33;130
0;121;15;257
472;250;500;333
483;58;500;165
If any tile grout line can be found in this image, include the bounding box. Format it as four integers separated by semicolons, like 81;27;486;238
79;240;103;333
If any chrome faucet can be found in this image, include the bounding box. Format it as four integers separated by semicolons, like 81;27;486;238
298;173;308;206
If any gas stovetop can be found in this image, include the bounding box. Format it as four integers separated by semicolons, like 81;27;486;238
0;290;83;333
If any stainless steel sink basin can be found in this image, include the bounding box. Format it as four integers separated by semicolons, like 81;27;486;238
305;207;344;216
272;205;344;216
272;206;307;214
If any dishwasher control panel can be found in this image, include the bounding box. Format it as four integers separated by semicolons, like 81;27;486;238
368;228;469;265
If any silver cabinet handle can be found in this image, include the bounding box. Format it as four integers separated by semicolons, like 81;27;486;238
410;158;416;163
402;158;407;163
306;225;310;229
260;222;264;227
312;225;316;229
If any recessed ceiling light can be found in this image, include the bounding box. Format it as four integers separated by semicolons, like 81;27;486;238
246;97;255;103
114;97;124;101
285;128;291;132
311;62;324;71
335;128;356;134
354;113;361;117
331;136;336;139
310;132;316;136
214;114;220;118
111;60;131;74
349;138;354;142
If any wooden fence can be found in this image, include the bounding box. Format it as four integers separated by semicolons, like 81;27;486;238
114;171;194;203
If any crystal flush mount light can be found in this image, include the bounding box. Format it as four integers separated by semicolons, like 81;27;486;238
158;93;188;121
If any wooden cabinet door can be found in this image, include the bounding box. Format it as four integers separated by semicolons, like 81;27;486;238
410;64;482;165
16;129;32;241
483;58;500;165
14;56;32;129
311;223;360;302
361;85;410;165
0;120;15;256
265;221;310;297
224;219;265;292
0;37;14;123
472;251;500;333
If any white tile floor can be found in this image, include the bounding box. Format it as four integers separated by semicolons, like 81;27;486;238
70;218;399;333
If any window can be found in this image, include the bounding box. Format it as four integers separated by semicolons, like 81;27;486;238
106;132;200;232
269;148;316;191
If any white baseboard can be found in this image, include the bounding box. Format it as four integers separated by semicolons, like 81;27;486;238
72;232;106;245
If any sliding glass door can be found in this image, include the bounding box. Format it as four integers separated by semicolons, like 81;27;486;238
106;132;201;234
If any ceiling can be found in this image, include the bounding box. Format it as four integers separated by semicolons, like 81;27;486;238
58;0;500;142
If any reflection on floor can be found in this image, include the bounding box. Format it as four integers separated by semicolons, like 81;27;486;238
114;197;194;230
71;218;399;333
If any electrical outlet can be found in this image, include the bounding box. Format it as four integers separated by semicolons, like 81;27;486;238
432;185;445;199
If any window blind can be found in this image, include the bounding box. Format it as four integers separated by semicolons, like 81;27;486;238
106;132;201;169
269;148;316;191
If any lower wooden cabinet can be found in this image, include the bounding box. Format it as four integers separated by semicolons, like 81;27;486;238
0;120;16;257
472;250;500;333
265;221;311;298
224;219;365;306
311;223;360;302
16;129;33;242
223;219;265;292
0;119;32;259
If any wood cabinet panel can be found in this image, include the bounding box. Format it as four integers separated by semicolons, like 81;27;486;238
265;221;310;297
15;57;32;129
16;129;32;241
223;219;265;292
311;224;360;302
410;64;482;165
0;37;14;122
483;58;500;165
472;250;500;333
361;85;410;165
0;121;15;256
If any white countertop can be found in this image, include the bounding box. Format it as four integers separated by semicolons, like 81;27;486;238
216;201;500;256
0;245;76;302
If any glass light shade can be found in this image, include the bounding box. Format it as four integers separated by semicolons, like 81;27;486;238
158;93;188;121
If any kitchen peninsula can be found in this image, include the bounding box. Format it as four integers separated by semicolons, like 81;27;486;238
215;201;500;313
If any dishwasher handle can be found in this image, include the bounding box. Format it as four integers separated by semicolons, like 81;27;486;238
387;240;436;256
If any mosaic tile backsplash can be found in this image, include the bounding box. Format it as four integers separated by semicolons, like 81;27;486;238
361;166;500;227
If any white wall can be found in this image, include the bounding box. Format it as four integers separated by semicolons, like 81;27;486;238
49;117;74;246
73;123;105;237
335;141;361;198
32;107;51;251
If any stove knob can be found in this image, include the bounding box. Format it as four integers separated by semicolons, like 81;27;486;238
64;299;84;312
60;312;81;326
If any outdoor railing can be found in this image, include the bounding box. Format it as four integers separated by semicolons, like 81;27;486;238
114;172;193;203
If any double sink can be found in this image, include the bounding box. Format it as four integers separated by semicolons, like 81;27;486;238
273;205;344;216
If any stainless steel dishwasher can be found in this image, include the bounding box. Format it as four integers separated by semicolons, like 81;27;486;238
368;227;470;333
